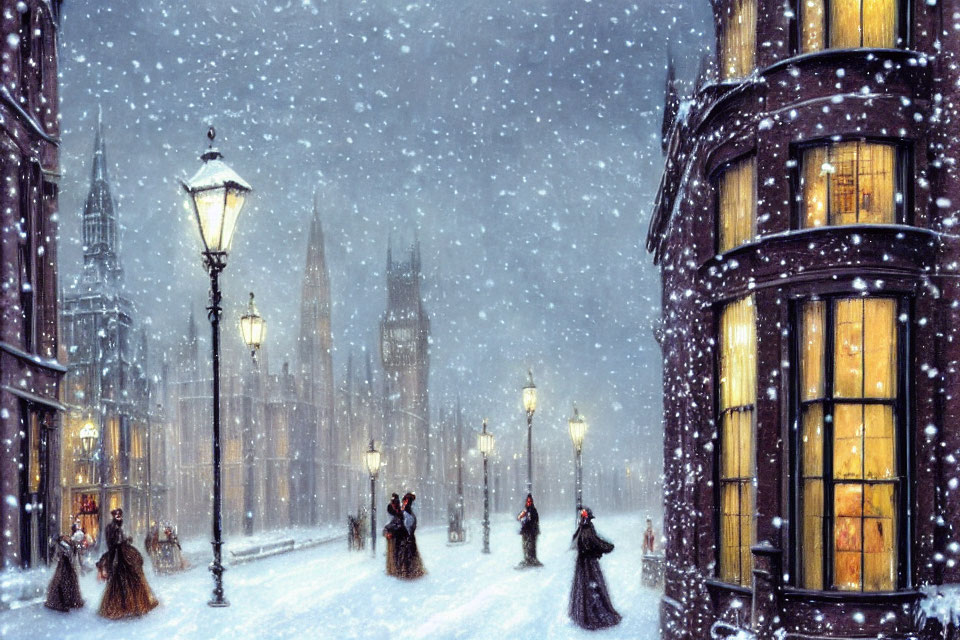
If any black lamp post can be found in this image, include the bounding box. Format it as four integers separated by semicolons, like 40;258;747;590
182;127;252;608
364;440;381;558
239;292;265;536
568;405;587;519
521;370;537;495
478;419;495;554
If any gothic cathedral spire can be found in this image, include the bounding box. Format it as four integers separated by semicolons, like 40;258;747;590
81;105;123;290
295;194;336;524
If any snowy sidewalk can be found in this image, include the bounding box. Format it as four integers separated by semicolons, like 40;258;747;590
0;512;662;640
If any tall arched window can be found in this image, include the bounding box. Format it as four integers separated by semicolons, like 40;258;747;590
718;295;757;586
796;296;905;591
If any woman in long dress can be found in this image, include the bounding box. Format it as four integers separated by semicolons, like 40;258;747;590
97;508;159;619
44;535;84;612
569;507;621;630
395;492;426;580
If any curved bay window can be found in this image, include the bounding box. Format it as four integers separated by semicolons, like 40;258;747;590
800;0;903;52
721;0;757;80
718;155;757;253
718;295;757;587
796;296;905;591
799;140;905;228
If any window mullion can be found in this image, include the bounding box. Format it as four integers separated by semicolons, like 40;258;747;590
823;299;836;589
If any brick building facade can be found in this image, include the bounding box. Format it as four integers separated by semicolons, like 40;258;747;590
648;0;960;637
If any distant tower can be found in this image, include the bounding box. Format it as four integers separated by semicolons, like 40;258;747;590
295;198;336;523
61;112;156;545
379;239;431;497
80;106;123;291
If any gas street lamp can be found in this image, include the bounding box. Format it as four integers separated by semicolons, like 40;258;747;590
79;422;98;457
182;126;252;608
478;419;495;554
239;292;266;360
238;292;265;537
568;406;587;518
365;440;382;558
521;370;537;495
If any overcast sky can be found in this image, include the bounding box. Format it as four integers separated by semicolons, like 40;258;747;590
57;0;711;468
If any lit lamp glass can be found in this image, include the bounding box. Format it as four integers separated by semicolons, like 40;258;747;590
181;128;252;256
568;406;587;453
478;419;496;456
522;370;537;414
239;292;266;355
79;422;98;456
365;441;382;477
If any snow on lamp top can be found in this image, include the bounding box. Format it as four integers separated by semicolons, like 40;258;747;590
182;127;253;256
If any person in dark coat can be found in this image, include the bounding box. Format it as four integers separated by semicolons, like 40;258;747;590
395;492;426;579
45;535;84;612
97;508;159;619
383;493;403;576
569;507;621;630
516;493;543;568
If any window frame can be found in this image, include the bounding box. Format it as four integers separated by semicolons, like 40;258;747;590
789;294;912;592
790;138;912;230
712;152;758;255
713;294;758;587
791;0;911;54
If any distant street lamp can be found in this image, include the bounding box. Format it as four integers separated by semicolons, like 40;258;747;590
239;292;265;537
182;126;252;608
568;406;587;518
364;440;382;558
79;422;98;457
239;292;266;360
478;419;495;554
521;370;537;495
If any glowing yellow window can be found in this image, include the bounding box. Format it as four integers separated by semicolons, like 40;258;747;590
798;297;900;591
801;0;899;52
800;141;897;228
718;156;757;253
721;0;757;80
718;295;757;587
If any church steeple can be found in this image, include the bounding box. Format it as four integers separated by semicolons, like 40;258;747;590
81;105;122;289
295;191;336;524
301;194;331;323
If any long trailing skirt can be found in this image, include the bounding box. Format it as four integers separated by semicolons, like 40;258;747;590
98;542;159;619
396;534;426;580
45;553;84;612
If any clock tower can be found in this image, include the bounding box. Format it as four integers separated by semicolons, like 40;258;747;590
379;241;430;495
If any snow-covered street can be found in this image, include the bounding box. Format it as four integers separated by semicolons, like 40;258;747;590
0;512;661;640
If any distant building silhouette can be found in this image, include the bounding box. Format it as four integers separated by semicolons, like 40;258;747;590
379;241;431;509
293;202;337;524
